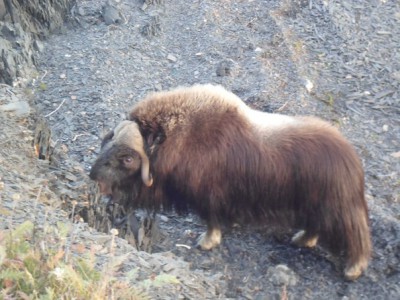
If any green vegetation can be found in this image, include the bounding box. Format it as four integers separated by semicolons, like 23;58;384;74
0;216;174;299
38;82;48;91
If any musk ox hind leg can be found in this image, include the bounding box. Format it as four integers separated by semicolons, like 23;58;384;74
342;207;371;281
345;256;369;281
197;225;222;250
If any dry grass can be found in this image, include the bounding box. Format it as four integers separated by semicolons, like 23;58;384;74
0;202;150;300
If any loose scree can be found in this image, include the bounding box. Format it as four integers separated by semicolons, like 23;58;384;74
89;84;371;280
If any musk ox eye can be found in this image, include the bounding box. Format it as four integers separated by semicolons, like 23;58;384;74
123;156;133;164
119;152;141;170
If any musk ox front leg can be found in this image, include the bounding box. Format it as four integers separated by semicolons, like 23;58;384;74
197;225;222;250
291;230;319;248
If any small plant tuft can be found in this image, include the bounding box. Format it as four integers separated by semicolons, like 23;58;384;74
39;82;47;91
0;221;149;299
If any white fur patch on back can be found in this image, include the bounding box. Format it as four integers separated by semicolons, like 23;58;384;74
244;109;297;132
190;84;246;106
167;84;298;134
193;85;297;131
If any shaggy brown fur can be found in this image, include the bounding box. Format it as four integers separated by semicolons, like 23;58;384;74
89;84;371;280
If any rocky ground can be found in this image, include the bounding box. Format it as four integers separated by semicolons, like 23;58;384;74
1;0;399;299
0;0;74;85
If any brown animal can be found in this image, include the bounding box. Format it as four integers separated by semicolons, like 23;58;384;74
89;84;371;280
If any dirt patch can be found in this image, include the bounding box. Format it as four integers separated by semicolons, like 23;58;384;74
2;0;399;299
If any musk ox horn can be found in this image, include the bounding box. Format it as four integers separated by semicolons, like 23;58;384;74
113;120;153;187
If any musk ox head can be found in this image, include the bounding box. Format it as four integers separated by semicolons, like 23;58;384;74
89;120;153;203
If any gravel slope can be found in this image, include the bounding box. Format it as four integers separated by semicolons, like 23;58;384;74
14;0;400;298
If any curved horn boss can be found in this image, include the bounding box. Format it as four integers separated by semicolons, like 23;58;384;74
89;84;371;281
113;121;153;187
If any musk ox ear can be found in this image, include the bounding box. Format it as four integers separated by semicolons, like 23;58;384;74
101;130;114;148
146;131;166;154
130;117;166;154
113;120;153;187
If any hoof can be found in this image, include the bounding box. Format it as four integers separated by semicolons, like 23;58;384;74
344;258;368;281
291;230;318;248
197;228;221;250
344;265;363;281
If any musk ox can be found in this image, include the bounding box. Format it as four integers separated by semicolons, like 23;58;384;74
89;84;371;280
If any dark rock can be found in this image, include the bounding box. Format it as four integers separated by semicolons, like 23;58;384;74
216;60;234;76
0;0;75;85
266;264;298;286
102;3;121;25
141;16;162;37
33;40;44;52
0;1;6;21
33;117;52;160
144;0;164;5
77;6;85;17
0;100;30;116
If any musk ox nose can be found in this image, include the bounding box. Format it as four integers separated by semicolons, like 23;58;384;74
89;165;113;195
89;168;95;180
89;164;99;181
